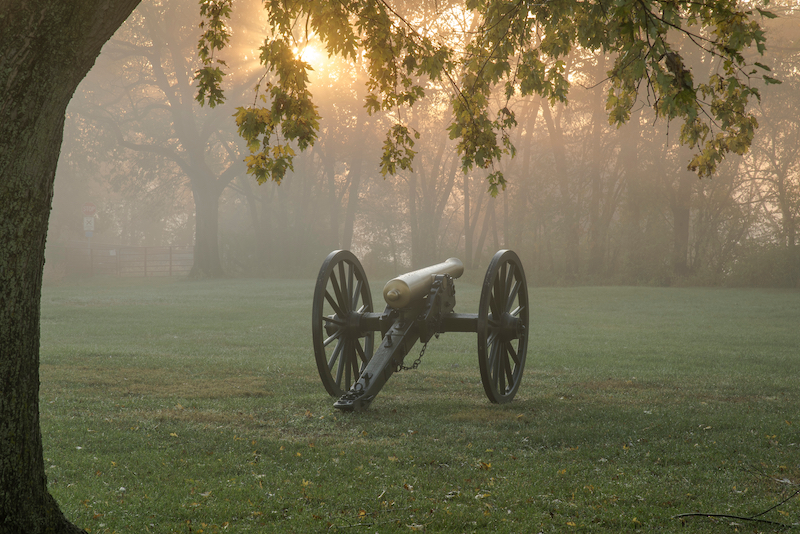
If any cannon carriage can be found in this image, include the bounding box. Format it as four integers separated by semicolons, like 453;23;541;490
312;250;529;411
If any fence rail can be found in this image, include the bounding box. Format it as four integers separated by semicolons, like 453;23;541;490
59;245;194;277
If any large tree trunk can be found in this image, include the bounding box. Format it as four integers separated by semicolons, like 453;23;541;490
0;1;139;532
190;178;225;278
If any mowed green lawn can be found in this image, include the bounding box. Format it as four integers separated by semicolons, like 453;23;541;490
39;277;800;533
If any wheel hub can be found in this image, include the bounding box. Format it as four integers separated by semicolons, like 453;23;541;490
496;312;524;342
324;311;366;338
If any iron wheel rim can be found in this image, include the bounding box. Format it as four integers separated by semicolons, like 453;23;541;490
311;250;374;397
477;250;529;403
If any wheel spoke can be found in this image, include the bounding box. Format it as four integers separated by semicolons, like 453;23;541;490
354;337;368;364
343;339;355;391
507;342;520;366
349;344;360;386
487;329;498;348
499;262;507;295
323;315;345;327
498;345;507;393
502;344;514;391
331;269;347;313
352;278;363;311
506;279;521;313
323;329;341;347
491;341;501;382
347;263;355;309
490;276;503;318
329;339;344;372
325;287;344;318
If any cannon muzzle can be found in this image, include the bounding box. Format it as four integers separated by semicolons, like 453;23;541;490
383;257;464;309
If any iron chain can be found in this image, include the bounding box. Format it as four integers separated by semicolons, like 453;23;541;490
399;315;443;372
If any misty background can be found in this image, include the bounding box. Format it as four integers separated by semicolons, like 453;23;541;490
44;0;800;287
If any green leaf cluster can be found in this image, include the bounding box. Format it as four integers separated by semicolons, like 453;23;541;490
380;124;420;177
197;0;779;188
195;0;232;107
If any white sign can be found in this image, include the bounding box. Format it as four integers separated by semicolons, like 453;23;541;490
83;216;95;232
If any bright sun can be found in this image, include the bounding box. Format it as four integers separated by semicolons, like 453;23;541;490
294;42;324;70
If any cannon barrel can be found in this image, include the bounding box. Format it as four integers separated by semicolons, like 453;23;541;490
382;257;464;309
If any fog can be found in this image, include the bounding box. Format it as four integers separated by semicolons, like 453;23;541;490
45;0;800;287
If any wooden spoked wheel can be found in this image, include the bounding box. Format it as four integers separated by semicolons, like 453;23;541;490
477;250;529;403
312;250;374;397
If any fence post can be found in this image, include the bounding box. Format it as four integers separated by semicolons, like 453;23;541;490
144;246;148;277
169;246;173;276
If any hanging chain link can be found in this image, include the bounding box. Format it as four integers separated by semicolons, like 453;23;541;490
401;338;429;371
399;313;443;371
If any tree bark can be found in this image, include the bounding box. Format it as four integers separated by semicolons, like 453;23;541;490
190;177;225;278
341;157;364;251
463;173;472;268
670;172;695;277
0;1;139;531
542;104;580;279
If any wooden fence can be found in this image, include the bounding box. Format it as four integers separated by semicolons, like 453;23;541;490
59;245;194;277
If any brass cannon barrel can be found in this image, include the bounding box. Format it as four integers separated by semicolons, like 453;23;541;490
382;257;464;309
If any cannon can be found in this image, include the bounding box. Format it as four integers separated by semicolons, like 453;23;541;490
312;250;529;411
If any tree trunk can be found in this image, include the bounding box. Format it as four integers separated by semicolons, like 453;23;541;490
542;104;579;279
463;173;473;268
0;2;140;532
670;172;695;277
341;158;364;251
587;93;606;276
473;199;496;267
190;178;225;278
324;149;341;249
408;173;422;268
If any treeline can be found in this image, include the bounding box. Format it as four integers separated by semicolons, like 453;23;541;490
47;0;799;287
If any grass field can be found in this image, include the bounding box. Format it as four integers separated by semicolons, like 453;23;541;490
39;277;800;533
